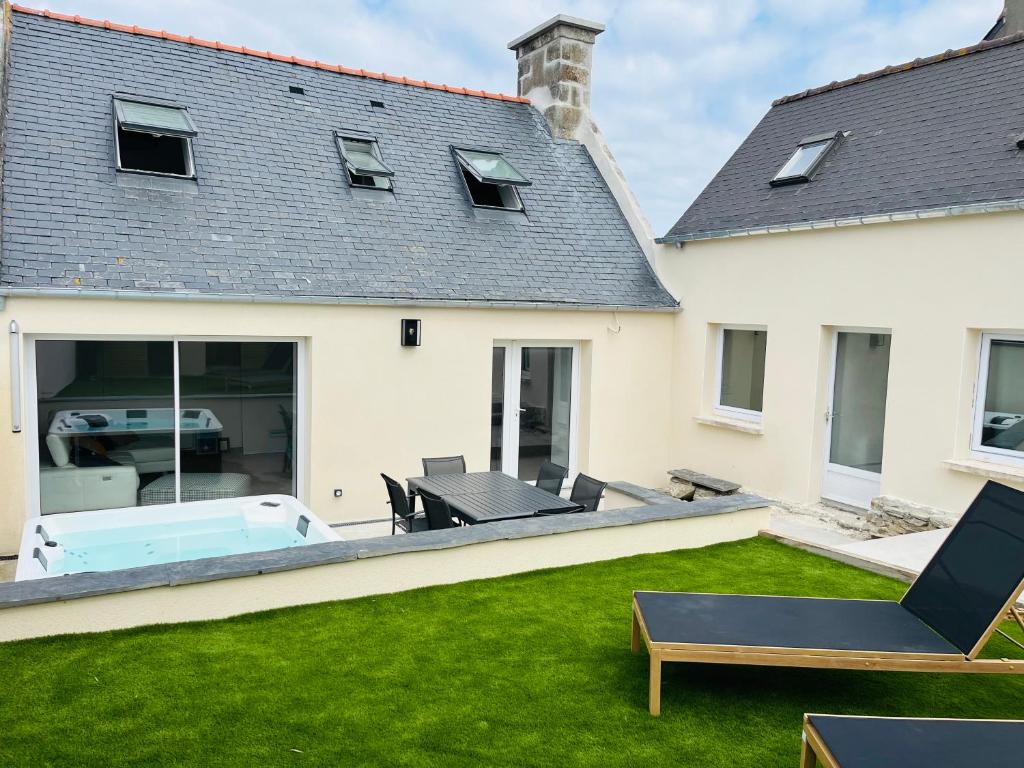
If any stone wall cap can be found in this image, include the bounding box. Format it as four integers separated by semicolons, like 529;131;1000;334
507;14;606;50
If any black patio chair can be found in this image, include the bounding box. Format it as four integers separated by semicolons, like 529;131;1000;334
536;461;569;496
419;489;458;530
535;504;586;516
570;473;607;512
381;473;428;535
422;455;466;476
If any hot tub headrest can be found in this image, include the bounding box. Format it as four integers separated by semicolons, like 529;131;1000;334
46;434;72;468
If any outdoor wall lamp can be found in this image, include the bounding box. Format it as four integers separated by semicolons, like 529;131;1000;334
401;319;422;347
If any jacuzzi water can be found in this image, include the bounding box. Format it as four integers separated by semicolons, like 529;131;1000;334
16;495;341;581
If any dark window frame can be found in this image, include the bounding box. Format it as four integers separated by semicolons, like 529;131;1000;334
451;146;528;212
112;95;197;180
770;131;842;187
334;133;394;191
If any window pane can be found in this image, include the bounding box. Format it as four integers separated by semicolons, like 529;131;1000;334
36;340;174;515
775;140;830;180
116;100;196;136
176;342;297;503
460;166;522;210
829;332;890;473
720;329;767;413
490;347;505;471
517;347;572;481
118;127;190;176
342;139;391;176
980;339;1024;453
456;149;530;185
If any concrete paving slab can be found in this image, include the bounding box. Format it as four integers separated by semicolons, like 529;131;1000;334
837;528;949;574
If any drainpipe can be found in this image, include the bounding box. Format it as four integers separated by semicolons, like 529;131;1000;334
9;319;20;432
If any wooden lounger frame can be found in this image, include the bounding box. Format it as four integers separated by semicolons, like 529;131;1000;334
799;714;1024;768
631;580;1024;716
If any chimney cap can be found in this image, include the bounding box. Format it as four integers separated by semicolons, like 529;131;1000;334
507;14;605;51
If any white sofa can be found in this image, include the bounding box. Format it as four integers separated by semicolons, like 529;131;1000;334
39;434;139;515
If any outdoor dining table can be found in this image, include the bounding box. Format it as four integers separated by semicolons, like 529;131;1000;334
406;470;578;525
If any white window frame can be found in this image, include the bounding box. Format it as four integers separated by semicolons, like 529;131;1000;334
23;334;307;519
971;332;1024;467
714;325;767;423
493;340;580;489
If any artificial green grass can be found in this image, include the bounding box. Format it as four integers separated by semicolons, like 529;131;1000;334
1;538;1021;767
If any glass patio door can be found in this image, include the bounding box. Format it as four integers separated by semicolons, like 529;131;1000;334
492;342;578;483
822;331;891;509
32;338;298;516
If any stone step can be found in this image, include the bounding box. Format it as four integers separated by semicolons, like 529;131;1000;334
607;481;679;505
668;468;740;494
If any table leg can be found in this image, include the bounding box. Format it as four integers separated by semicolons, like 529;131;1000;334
648;652;662;717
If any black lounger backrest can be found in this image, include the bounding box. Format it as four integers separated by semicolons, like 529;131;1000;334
900;481;1024;655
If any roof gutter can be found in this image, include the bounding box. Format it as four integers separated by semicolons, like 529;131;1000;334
656;197;1024;244
0;286;680;313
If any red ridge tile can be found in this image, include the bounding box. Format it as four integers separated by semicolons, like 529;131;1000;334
11;4;529;105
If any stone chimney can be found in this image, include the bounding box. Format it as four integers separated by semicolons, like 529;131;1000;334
987;0;1024;39
508;14;605;139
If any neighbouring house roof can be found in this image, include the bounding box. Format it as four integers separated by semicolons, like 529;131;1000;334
1;8;676;310
660;32;1024;243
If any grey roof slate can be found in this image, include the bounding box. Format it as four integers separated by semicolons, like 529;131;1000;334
1;12;675;309
662;34;1024;242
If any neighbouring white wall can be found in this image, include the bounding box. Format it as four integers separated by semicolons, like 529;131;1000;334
657;211;1024;515
0;298;676;553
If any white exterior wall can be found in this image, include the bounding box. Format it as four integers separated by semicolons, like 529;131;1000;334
657;211;1024;515
0;297;675;553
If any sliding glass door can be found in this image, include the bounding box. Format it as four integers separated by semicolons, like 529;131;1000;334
33;338;297;515
492;342;579;483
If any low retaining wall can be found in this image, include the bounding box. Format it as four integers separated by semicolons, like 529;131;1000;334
0;496;771;642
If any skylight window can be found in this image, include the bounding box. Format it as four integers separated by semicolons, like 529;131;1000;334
453;148;531;210
113;97;197;178
336;135;394;190
770;132;841;186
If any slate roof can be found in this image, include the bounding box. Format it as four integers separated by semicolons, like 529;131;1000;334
1;9;675;310
661;32;1024;243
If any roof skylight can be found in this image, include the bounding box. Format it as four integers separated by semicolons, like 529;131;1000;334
454;149;531;187
336;135;394;190
113;97;197;177
770;132;841;186
453;148;530;211
114;98;198;138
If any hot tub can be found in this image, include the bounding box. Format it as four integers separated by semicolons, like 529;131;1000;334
16;495;341;581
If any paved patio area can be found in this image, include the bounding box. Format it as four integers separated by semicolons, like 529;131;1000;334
837;528;949;574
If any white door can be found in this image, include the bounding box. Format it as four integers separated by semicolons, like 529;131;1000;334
491;342;579;483
822;331;891;509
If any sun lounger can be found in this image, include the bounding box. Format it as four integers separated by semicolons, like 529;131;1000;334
800;714;1024;767
632;481;1024;715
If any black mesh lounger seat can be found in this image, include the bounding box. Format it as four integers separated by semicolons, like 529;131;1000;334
801;714;1024;768
631;481;1024;715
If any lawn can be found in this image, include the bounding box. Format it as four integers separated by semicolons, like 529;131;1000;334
1;538;1022;767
